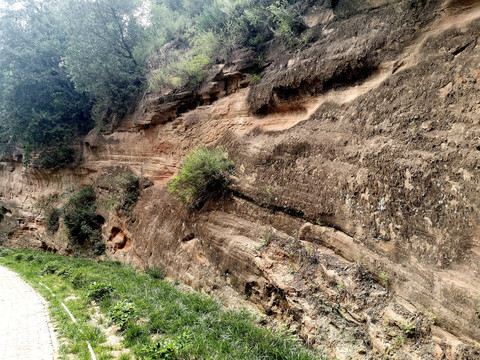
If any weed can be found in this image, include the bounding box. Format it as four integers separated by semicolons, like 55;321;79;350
263;185;273;204
138;338;181;359
70;271;87;289
33;145;77;169
13;253;23;261
0;249;321;360
56;266;72;279
25;254;35;261
100;171;140;214
256;231;273;250
378;271;389;287
45;207;60;233
42;262;60;275
108;300;138;330
92;240;106;256
251;74;261;84
88;282;114;301
124;324;149;347
401;320;416;337
392;333;406;348
146;267;165;280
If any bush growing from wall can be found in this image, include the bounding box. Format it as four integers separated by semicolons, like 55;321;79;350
168;145;233;210
62;186;103;246
45;208;60;233
99;171;140;213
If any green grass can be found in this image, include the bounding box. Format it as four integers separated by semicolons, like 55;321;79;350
0;248;322;360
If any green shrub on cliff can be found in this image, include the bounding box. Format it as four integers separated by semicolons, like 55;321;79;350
100;171;140;213
45;207;60;233
33;146;77;169
168;146;233;209
62;186;103;245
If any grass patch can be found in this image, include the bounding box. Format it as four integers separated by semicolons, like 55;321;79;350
0;249;323;360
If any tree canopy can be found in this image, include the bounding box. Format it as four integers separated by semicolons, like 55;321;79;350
0;0;306;166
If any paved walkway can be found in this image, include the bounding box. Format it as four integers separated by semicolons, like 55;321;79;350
0;265;58;360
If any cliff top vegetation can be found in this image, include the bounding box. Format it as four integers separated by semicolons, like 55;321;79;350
0;0;307;166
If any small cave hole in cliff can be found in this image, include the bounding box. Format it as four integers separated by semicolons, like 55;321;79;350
181;233;195;242
109;226;132;251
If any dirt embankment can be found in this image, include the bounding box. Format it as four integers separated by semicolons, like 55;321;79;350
3;0;480;358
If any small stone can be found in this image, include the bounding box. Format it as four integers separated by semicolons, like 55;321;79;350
434;344;445;359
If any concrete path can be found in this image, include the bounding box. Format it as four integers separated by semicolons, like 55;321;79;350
0;265;58;360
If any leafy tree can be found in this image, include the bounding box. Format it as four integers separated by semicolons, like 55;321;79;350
0;0;92;154
60;0;146;121
0;0;307;163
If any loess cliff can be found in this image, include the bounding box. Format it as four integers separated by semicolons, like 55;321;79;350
2;0;480;358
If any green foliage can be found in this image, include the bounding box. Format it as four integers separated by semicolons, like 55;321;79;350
33;146;77;169
108;300;138;330
401;320;416;337
168;146;234;209
0;0;93;156
378;271;389;287
45;207;60;233
60;0;146;121
1;249;322;359
0;0;308;158
100;171;140;213
146;0;307;92
138;339;181;359
251;74;262;84
149;31;219;92
266;0;307;48
13;253;23;261
88;282;114;301
92;240;106;256
146;266;165;280
34;194;61;233
256;231;273;250
41;262;61;275
70;270;87;289
24;254;35;261
62;186;102;246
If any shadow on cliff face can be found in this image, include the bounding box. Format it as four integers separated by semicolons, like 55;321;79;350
246;0;440;115
446;0;479;13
